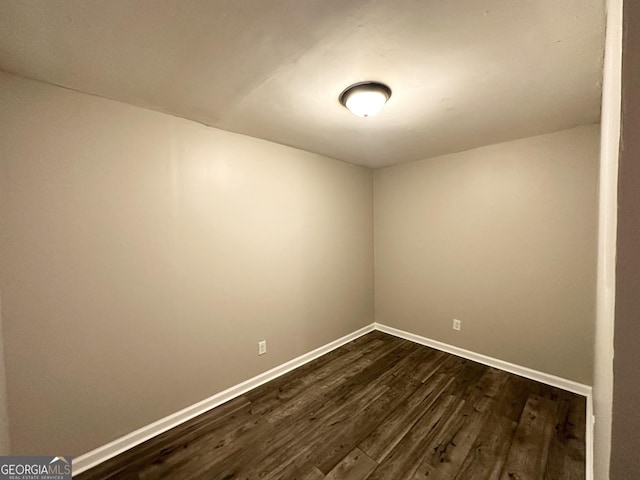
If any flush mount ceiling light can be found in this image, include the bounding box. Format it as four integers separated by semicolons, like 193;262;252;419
339;81;392;118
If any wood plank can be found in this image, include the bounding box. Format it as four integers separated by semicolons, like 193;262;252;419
543;391;586;480
260;385;398;479
206;381;392;479
416;350;451;384
358;372;454;462
263;338;405;423
248;343;375;417
265;455;325;480
461;367;510;402
324;448;378;480
491;375;533;423
303;344;451;473
412;396;492;480
454;413;518;480
343;330;388;351
411;368;508;480
245;347;352;413
499;394;558;480
367;395;465;480
320;340;411;404
248;333;399;419
311;385;409;474
440;358;487;400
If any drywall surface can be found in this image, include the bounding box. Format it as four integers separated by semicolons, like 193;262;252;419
610;0;640;476
374;125;599;384
0;72;374;456
0;302;10;455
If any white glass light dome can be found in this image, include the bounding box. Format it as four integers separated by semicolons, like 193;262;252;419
339;82;392;118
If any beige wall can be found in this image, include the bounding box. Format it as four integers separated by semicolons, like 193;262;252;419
0;73;374;456
374;125;599;385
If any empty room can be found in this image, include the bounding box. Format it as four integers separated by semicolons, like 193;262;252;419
0;0;638;479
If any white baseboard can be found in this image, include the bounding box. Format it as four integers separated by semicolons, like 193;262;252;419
74;322;594;479
374;322;594;480
72;323;375;475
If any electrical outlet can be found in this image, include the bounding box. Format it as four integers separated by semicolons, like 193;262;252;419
453;319;462;331
258;340;267;356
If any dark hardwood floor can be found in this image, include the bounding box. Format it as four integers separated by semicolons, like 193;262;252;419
75;331;586;480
